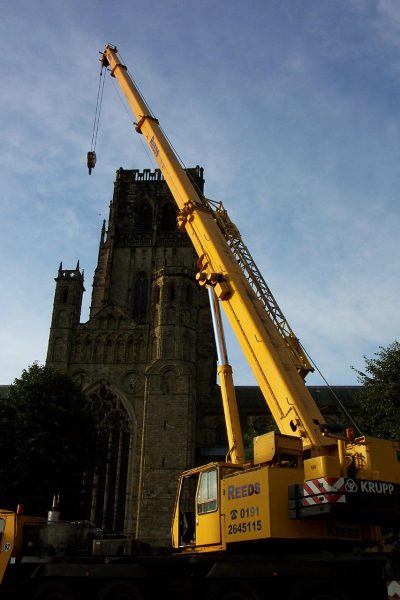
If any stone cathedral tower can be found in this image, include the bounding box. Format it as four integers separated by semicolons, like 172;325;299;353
46;166;216;545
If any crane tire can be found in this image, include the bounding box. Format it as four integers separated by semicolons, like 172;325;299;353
31;580;77;600
98;580;143;600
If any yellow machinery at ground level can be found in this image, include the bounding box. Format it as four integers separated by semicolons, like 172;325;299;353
172;433;399;552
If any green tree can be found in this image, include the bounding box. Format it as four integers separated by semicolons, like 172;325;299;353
353;341;400;440
0;363;103;518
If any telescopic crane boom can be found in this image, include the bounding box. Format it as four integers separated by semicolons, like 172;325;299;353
100;43;330;453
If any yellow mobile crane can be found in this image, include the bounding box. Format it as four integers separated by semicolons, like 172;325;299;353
0;45;398;600
99;44;400;554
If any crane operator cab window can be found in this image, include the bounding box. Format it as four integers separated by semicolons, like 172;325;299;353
197;469;218;514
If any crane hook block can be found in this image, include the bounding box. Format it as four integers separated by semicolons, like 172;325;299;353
87;151;96;175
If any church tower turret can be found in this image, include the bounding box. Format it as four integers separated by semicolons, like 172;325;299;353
46;262;85;369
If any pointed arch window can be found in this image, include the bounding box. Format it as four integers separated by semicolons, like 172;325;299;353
61;288;68;304
132;272;148;322
137;203;152;232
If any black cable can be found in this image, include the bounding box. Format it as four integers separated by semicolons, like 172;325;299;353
90;66;106;151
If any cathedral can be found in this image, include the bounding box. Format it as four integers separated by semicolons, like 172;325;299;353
46;166;360;546
46;166;217;545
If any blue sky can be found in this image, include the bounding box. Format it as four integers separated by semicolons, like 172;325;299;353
1;0;399;387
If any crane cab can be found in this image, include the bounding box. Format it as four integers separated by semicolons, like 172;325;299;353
172;462;242;552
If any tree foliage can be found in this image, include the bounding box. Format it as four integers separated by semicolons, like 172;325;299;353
353;341;400;440
0;363;104;518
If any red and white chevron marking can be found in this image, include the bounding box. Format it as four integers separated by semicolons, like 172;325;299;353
302;477;346;506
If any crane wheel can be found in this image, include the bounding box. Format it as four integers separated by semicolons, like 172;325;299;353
98;581;143;600
31;580;77;600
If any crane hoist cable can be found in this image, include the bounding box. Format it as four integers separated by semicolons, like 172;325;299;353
87;65;106;174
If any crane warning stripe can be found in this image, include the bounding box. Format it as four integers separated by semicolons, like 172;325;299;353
302;477;345;506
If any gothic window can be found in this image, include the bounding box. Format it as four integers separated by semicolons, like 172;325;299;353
88;385;131;532
137;203;152;231
132;272;148;322
169;282;175;301
61;288;68;304
160;203;176;231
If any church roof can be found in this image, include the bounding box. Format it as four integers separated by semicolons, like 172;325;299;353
235;385;361;410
